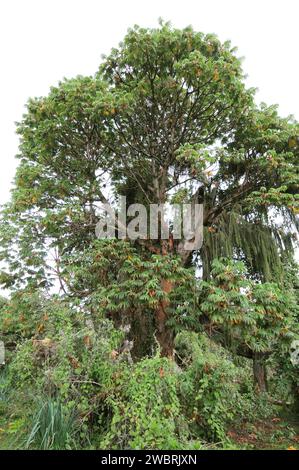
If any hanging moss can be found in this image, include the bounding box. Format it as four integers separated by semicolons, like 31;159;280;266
201;206;292;281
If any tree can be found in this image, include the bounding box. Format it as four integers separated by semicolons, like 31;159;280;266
0;22;298;356
199;258;299;391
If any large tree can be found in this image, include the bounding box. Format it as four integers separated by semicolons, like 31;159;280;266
1;23;298;356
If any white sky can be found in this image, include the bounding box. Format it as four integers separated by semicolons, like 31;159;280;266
0;0;298;206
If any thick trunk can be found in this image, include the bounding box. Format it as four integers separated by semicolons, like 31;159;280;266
131;308;155;359
155;315;174;358
155;277;174;358
253;353;267;393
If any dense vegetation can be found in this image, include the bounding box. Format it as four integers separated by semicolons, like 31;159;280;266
0;22;298;450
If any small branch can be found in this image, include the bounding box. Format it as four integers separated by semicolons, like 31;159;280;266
71;379;101;387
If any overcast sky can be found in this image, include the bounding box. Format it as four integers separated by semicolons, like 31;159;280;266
0;0;298;206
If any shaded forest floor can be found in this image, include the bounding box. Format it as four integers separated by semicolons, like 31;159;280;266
227;412;299;450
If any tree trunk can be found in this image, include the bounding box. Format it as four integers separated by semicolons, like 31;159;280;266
253;353;267;393
155;315;174;358
155;278;174;358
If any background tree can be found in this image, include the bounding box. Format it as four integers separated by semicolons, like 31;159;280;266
199;258;299;392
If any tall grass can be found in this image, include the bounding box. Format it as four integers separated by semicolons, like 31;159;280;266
26;397;77;449
0;368;9;408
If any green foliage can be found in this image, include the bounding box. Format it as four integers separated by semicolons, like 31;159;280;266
200;258;299;355
0;291;46;343
177;332;243;441
69;239;197;327
26;398;77;450
100;356;185;450
0;369;9;412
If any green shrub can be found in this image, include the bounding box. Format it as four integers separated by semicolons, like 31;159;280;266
176;332;244;441
100;356;189;450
